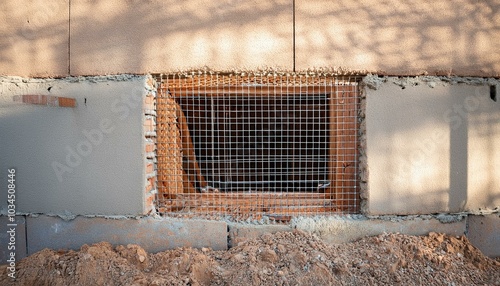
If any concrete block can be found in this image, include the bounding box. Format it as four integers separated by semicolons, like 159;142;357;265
0;0;69;77
366;80;500;215
70;0;293;75
228;224;293;247
467;214;500;258
292;216;466;244
295;0;500;77
26;215;227;255
0;216;27;264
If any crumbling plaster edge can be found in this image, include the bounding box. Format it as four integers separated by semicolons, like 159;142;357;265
9;209;497;224
362;74;500;90
358;82;368;214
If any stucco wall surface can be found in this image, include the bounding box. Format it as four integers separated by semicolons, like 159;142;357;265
365;77;500;215
0;0;498;77
0;75;148;216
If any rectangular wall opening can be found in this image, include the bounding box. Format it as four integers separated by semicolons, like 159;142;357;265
155;72;360;220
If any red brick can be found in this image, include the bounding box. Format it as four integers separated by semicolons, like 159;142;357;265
146;162;154;173
58;97;76;107
144;117;155;132
19;94;76;108
146;177;155;192
144;94;155;110
145;142;155;153
145;194;155;210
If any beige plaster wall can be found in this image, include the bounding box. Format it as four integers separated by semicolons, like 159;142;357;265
1;0;499;77
296;0;500;76
365;77;500;215
0;0;69;76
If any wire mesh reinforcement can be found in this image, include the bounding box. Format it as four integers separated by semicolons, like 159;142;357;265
155;72;360;221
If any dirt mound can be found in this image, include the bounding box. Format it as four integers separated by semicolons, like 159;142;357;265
2;231;499;285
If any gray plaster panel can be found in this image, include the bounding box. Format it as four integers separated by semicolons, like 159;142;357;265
0;76;147;215
292;216;466;244
26;215;227;255
366;81;500;215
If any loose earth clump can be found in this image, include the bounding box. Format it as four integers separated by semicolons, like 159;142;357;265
1;231;499;285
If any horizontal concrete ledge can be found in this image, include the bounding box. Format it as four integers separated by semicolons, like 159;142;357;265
3;214;498;263
466;213;500;258
25;215;227;256
291;216;467;244
228;215;468;250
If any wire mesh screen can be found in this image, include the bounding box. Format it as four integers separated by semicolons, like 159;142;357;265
156;72;360;221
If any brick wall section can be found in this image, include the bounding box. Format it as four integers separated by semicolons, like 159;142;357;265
144;76;157;214
13;94;77;108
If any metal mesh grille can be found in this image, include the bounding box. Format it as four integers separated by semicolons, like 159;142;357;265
155;72;360;221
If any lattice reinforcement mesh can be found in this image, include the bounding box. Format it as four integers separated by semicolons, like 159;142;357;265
155;72;360;221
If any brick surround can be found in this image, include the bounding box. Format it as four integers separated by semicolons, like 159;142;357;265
144;76;157;214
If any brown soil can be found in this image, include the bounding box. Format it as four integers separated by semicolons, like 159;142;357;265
1;231;499;285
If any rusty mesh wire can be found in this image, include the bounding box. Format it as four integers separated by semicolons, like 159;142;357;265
154;71;360;221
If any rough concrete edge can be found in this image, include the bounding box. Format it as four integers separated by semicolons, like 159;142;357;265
362;74;500;90
151;67;369;78
289;214;468;244
0;74;147;85
150;67;500;79
358;81;368;214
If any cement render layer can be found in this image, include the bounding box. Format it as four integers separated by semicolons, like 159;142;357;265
0;75;148;216
291;216;466;244
25;216;228;256
365;79;500;215
1;0;499;77
467;213;500;258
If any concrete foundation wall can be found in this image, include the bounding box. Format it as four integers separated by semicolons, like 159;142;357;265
365;77;500;215
0;75;150;216
5;213;500;264
1;0;499;77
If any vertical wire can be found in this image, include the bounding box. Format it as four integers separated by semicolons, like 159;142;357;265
342;76;346;214
354;77;359;213
280;75;288;214
324;75;329;215
214;73;218;197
